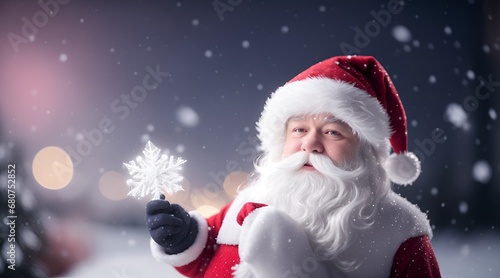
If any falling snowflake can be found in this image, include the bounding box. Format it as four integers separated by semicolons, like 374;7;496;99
123;141;186;199
392;25;412;43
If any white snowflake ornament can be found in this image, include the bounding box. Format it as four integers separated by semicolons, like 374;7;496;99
123;140;186;199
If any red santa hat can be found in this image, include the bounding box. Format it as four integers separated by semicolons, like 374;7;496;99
256;55;421;185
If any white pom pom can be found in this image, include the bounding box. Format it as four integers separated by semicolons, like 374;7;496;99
384;152;421;185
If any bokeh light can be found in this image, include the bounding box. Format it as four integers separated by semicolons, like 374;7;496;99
98;171;129;201
196;205;220;218
166;178;191;207
189;186;227;212
223;171;249;199
32;146;73;190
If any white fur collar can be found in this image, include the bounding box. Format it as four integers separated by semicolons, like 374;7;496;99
217;188;432;277
217;188;255;245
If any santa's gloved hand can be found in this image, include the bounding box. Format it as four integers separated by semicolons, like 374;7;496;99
237;202;267;225
146;194;198;255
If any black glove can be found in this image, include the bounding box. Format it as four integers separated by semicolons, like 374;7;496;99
146;194;198;255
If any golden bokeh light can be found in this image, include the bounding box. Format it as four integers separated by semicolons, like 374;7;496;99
98;171;129;201
32;146;74;190
223;171;249;199
189;185;228;215
196;205;220;218
166;178;191;207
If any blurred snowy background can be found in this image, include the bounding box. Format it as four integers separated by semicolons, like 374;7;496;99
0;0;499;277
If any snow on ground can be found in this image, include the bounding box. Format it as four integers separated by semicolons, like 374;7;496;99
64;224;184;278
433;230;500;278
65;223;500;277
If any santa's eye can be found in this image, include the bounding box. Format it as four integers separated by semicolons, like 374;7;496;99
293;128;307;133
326;130;341;136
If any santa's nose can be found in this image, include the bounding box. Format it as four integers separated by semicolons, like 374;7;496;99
301;134;324;153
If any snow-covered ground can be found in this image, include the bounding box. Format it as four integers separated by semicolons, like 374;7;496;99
432;230;500;278
64;224;184;278
65;224;500;278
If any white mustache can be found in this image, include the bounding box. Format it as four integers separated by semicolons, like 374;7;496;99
273;152;365;180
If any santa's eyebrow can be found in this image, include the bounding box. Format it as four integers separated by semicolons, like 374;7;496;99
287;116;307;122
322;116;341;123
287;115;342;123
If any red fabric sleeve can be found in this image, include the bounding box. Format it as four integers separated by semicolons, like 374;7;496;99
390;235;441;278
174;203;232;278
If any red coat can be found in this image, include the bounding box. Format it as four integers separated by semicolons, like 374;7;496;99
150;190;441;277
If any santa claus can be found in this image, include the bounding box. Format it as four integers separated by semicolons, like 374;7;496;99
146;56;441;277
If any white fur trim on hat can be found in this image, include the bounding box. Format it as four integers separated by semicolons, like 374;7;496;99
150;211;208;267
257;77;392;162
384;151;421;185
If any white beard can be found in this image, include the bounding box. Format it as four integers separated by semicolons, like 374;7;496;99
245;143;390;271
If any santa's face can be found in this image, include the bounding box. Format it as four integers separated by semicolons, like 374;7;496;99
251;125;385;263
250;134;379;262
282;113;359;169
